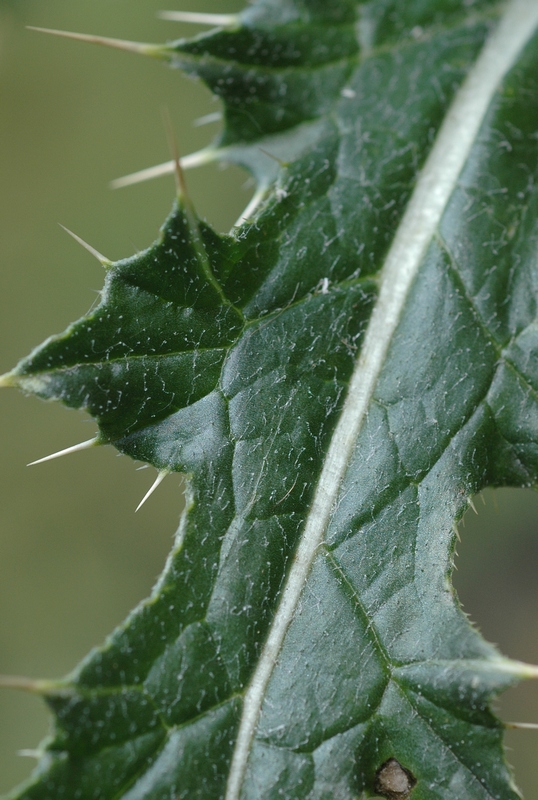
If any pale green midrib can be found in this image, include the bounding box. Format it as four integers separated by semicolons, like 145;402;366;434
224;2;538;798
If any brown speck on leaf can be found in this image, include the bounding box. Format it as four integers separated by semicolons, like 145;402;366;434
374;758;417;799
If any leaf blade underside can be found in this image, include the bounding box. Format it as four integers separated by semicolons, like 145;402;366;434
5;1;538;798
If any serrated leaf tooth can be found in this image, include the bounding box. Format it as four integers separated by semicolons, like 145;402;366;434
26;26;168;60
110;147;217;189
154;143;226;301
0;372;55;393
158;11;239;29
28;437;99;466
135;470;169;512
59;224;112;267
8;373;51;395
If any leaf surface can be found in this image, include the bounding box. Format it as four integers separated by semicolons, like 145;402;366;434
5;1;538;798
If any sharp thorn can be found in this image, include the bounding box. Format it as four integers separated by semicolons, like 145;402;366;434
158;11;239;28
155;123;213;277
234;185;267;226
112;160;176;189
136;470;168;512
468;497;478;514
193;111;222;127
0;674;57;693
162;108;187;199
26;26;167;60
0;372;17;388
110;148;215;189
494;658;538;679
28;437;99;466
505;721;538;730
17;750;42;759
59;225;112;267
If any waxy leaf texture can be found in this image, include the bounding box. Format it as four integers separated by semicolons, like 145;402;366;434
4;0;538;797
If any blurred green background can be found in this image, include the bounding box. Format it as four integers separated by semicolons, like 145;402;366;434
0;1;536;797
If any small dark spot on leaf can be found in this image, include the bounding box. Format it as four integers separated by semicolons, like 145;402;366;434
374;758;416;799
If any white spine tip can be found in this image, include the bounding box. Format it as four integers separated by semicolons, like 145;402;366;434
234;185;268;226
0;372;16;388
505;721;538;730
193;111;222;127
111;160;176;189
0;674;54;693
158;11;239;28
27;437;98;466
494;658;538;679
111;148;216;189
135;470;169;512
468;497;478;514
17;750;42;759
59;225;111;266
26;26;165;59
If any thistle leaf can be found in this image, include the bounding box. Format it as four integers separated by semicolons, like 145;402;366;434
5;1;538;798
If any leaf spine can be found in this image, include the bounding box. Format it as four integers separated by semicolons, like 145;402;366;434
0;674;63;694
135;470;169;512
505;722;538;730
162;108;190;200
27;437;99;466
193;111;222;127
59;224;112;267
0;372;17;388
110;148;217;189
26;26;168;60
158;11;239;28
234;184;269;226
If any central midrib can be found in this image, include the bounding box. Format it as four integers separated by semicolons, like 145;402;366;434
224;2;538;797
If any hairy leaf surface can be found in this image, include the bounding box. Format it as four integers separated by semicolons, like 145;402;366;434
4;1;538;798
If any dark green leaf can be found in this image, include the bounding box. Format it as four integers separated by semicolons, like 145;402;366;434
4;1;538;798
